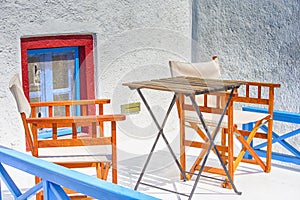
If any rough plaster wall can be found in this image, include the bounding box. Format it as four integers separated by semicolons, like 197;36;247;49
0;0;191;152
192;0;300;166
0;0;191;192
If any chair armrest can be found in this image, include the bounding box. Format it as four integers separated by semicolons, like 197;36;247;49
26;114;126;154
30;99;111;107
232;82;280;105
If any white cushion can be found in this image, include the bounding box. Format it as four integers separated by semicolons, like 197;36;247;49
38;146;111;163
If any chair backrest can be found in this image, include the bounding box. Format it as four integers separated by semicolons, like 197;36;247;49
9;74;35;152
169;56;223;108
9;74;31;117
9;74;103;152
169;56;221;79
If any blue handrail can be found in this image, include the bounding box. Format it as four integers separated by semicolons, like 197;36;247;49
0;145;158;200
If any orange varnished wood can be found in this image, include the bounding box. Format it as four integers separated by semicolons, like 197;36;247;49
178;94;186;180
27;115;125;125
30;99;111;107
20;99;124;188
173;75;280;188
37;137;112;147
185;140;228;152
168;61;280;188
111;121;117;183
124;67;280;189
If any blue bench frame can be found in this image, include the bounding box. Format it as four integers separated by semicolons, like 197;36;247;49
242;106;300;165
0;145;158;200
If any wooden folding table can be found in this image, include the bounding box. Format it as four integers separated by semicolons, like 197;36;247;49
123;76;245;199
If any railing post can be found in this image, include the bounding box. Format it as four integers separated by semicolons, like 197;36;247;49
43;180;49;200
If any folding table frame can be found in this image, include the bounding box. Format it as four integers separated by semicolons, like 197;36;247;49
123;77;245;199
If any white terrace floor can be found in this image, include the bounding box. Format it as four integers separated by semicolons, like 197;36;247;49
116;150;300;200
2;147;300;200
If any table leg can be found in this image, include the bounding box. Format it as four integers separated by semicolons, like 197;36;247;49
187;89;241;200
134;89;187;191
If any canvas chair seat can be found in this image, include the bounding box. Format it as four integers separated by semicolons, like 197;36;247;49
185;110;270;127
38;146;111;163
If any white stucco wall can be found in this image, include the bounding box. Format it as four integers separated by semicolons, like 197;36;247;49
192;0;299;112
0;0;192;152
192;0;300;165
0;0;192;193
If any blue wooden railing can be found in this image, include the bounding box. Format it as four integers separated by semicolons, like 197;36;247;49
242;106;300;165
0;145;158;200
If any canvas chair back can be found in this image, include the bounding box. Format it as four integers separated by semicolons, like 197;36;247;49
9;74;31;117
169;56;222;108
169;57;220;79
9;74;35;152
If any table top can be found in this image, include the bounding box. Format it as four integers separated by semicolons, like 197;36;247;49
123;76;247;95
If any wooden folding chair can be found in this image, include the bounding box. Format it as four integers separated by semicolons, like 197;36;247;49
169;57;280;188
9;74;126;199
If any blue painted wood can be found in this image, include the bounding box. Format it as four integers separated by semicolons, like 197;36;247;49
43;181;70;200
0;163;22;199
74;47;81;116
242;123;254;159
242;106;300;124
242;106;300;165
28;47;79;55
38;128;73;139
1;163;43;200
28;46;80;104
43;181;51;200
28;46;81;137
253;125;300;157
18;182;43;200
255;150;300;165
0;146;158;200
48;182;70;200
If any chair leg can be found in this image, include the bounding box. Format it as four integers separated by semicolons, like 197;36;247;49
96;162;111;180
234;129;265;172
265;120;273;173
180;125;186;180
187;122;209;180
35;176;43;200
234;117;270;172
225;102;234;189
179;94;186;180
224;128;234;189
221;128;228;165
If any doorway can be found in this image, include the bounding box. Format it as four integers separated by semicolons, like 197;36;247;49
27;47;80;117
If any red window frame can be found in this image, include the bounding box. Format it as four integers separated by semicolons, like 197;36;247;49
20;35;95;102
